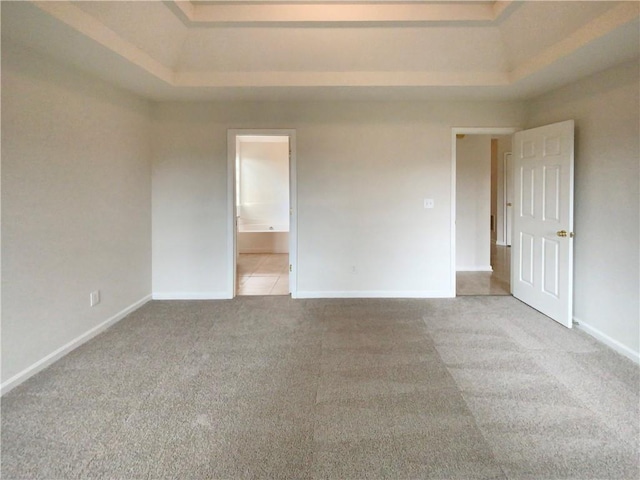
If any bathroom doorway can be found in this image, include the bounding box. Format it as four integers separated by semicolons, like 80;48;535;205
227;130;297;297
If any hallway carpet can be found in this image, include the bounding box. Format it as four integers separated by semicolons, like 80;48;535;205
2;297;638;479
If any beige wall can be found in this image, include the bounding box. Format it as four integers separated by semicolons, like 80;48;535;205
456;135;492;271
490;139;498;245
3;38;637;394
526;60;640;358
152;102;524;298
1;42;153;387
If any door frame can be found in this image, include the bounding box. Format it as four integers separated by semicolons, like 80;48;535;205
227;129;298;298
503;152;513;247
450;127;519;297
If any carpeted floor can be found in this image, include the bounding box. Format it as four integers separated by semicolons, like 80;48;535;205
2;296;639;479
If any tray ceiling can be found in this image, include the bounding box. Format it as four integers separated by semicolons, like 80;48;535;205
2;1;638;101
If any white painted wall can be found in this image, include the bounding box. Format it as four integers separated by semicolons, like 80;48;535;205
152;102;524;299
456;135;492;271
490;139;498;245
2;36;636;397
237;140;290;229
526;60;640;360
1;42;152;389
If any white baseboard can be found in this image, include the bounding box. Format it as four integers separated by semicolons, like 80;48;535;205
0;294;152;396
152;292;230;300
456;266;493;272
574;316;640;364
295;290;452;299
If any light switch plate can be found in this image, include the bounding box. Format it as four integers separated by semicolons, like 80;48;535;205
90;290;101;307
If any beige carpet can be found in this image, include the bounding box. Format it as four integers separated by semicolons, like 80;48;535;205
2;296;638;479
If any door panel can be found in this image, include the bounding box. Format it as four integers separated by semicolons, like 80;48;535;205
542;237;560;298
520;232;534;286
511;120;574;327
523;139;536;158
521;166;535;217
543;166;561;222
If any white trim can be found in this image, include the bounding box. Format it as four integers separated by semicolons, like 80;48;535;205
456;266;493;272
450;133;457;297
0;295;152;396
227;131;237;299
502;152;511;246
574;317;640;364
289;133;298;297
296;290;453;299
451;127;519;297
152;292;230;300
227;129;297;299
496;241;507;246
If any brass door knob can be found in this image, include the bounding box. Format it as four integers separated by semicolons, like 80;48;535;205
557;230;568;237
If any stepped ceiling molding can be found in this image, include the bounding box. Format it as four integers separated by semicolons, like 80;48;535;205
169;0;514;24
2;1;639;101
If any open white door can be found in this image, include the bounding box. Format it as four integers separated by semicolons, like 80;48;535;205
511;120;574;328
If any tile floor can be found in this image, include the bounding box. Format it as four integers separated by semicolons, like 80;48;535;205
237;253;290;296
457;244;511;296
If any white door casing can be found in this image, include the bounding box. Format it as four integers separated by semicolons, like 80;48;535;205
511;120;574;327
451;127;519;297
227;129;297;298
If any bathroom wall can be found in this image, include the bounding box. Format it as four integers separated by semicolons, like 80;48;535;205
237;139;289;229
237;232;289;254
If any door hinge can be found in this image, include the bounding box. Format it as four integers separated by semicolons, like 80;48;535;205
289;264;292;272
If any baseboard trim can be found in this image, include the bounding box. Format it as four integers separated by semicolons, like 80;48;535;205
152;292;230;300
574;316;640;364
456;266;493;272
295;290;452;299
0;294;152;396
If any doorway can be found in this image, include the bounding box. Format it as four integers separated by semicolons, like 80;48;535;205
451;128;517;296
227;130;297;298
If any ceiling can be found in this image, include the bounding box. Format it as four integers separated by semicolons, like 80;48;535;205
2;1;638;101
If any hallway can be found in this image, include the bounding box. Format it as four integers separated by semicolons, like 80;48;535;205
457;245;511;296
